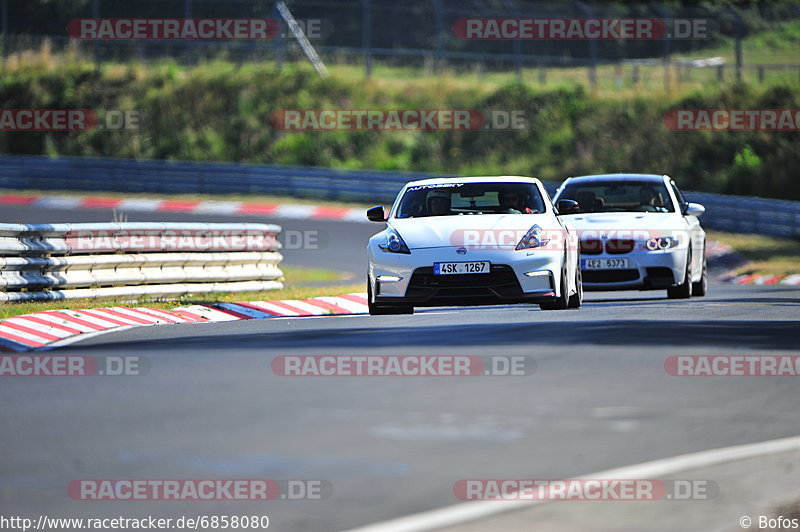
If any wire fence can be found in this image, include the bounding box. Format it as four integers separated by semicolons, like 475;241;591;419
2;0;799;90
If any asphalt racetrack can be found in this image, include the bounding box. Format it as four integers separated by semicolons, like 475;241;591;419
1;204;799;531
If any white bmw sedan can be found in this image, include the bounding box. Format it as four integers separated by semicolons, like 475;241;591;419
552;174;707;298
366;176;582;315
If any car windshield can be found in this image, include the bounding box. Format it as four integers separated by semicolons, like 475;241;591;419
394;182;546;218
558;180;675;213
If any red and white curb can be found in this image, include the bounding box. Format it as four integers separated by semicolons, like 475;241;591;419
707;241;800;285
722;273;800;285
0;293;368;352
0;193;371;223
705;240;733;259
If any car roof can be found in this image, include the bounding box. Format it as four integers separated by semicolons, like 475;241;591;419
566;173;668;184
403;176;543;187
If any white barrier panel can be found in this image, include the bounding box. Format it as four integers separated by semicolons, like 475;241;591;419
0;222;282;255
0;281;285;303
0;223;284;302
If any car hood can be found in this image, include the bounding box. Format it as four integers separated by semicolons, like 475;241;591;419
563;212;686;235
389;214;558;249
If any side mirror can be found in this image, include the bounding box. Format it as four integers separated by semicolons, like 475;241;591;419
683;202;705;217
367;206;386;222
556;199;581;215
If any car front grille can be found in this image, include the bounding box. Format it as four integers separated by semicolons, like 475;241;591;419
583;269;640;283
605;239;635;254
580;238;634;255
406;265;524;299
579;239;603;255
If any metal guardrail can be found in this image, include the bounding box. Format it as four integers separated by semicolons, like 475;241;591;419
0;154;418;204
0;222;283;302
682;192;800;239
0;155;798;239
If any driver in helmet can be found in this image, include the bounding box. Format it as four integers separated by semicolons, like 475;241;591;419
427;191;452;216
498;190;532;214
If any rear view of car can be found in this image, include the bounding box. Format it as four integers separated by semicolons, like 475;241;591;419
552;174;707;298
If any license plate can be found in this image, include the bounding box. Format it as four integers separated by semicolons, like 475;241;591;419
434;261;490;275
581;258;630;270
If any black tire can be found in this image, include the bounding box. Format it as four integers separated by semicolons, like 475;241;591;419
540;262;569;310
667;251;692;299
368;280;414;315
692;250;708;297
568;266;582;309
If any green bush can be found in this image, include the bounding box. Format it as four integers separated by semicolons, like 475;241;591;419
0;61;798;199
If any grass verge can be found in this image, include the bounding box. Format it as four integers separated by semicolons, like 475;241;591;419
707;230;800;276
0;266;364;320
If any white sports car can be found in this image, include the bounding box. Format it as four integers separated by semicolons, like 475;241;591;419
551;173;707;298
366;176;583;314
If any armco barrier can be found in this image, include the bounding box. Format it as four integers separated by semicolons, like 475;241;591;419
0;155;798;239
0;154;420;204
681;191;800;239
0;222;283;302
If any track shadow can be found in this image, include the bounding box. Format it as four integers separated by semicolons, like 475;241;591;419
67;319;800;353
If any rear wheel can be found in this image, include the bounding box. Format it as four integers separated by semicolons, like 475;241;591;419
540;261;569;310
568;267;582;309
368;280;414;315
667;252;692;299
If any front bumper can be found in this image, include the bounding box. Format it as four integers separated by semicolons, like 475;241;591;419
369;246;563;306
580;248;687;291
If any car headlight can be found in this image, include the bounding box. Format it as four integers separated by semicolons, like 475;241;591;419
379;227;411;254
646;236;680;251
515;224;550;251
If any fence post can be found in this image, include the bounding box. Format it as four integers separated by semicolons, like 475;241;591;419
1;0;7;59
475;60;484;80
758;65;765;83
650;2;672;92
433;0;444;75
575;2;597;91
725;4;743;83
91;0;99;70
717;64;724;81
361;0;372;78
424;52;434;76
184;0;194;63
508;0;523;79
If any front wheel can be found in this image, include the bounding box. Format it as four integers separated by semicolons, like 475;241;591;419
692;253;708;297
368;280;414;315
540;262;570;310
667;252;692;299
568;267;582;309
